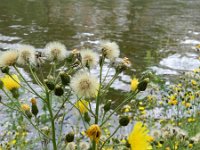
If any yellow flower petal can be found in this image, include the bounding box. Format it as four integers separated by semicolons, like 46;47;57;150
1;74;20;90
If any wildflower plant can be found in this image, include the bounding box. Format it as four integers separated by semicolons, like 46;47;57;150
0;41;150;150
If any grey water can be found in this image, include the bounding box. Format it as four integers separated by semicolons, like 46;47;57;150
0;0;200;76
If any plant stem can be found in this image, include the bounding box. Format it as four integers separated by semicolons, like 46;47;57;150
95;58;104;124
100;125;121;150
13;65;45;101
100;92;137;127
46;89;57;150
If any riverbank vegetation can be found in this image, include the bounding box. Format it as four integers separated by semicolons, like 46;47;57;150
0;41;199;150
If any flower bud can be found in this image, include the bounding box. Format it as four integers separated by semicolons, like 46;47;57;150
0;80;3;89
54;85;64;96
65;132;75;143
10;89;19;99
60;72;70;86
103;100;112;112
31;98;39;117
21;104;32;119
44;79;55;90
138;78;149;91
99;56;104;67
119;116;130;126
1;66;10;74
84;112;91;123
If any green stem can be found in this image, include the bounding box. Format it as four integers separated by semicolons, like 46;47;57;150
28;65;44;88
13;65;45;101
100;92;137;127
46;89;57;150
95;59;104;124
100;125;121;150
67;100;87;129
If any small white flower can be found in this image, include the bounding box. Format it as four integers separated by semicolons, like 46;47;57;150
17;44;36;65
79;142;90;150
150;129;161;140
44;41;68;61
80;49;99;68
0;50;18;67
66;142;76;150
100;40;120;60
191;133;200;143
70;71;98;98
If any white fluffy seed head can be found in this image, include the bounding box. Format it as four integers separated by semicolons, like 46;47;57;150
17;44;36;65
80;49;99;68
150;129;161;140
79;142;90;150
70;71;98;98
0;50;19;67
100;40;120;60
66;142;76;150
44;41;67;61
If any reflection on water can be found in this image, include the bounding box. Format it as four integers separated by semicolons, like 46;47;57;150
0;0;200;75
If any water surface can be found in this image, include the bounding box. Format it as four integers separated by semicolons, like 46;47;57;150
0;0;200;75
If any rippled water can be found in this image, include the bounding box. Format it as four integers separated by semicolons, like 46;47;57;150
0;0;200;75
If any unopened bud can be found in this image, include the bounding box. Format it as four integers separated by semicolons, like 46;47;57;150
11;89;19;99
0;80;3;89
21;104;32;119
54;85;64;96
31;98;39;117
138;78;149;91
103;100;112;112
44;79;55;90
1;66;9;74
119;116;130;126
65;132;75;143
84;112;91;123
60;72;70;86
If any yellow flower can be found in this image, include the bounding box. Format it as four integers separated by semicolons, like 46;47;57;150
168;95;178;105
75;100;89;113
1;74;20;90
131;78;139;91
188;143;193;148
102;146;113;150
139;106;145;111
21;104;31;111
86;124;101;143
191;80;197;86
128;122;152;150
188;118;195;123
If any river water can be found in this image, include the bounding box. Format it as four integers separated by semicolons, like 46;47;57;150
0;0;200;76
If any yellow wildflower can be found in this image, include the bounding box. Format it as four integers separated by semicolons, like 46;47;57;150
9;139;17;145
185;102;191;108
102;146;113;150
86;124;101;143
128;122;152;150
165;147;171;150
131;78;139;91
75;100;89;113
191;80;197;86
21;104;31;111
193;68;200;73
188;143;193;148
188;118;195;122
1;74;20;90
139;106;145;111
168;95;178;105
